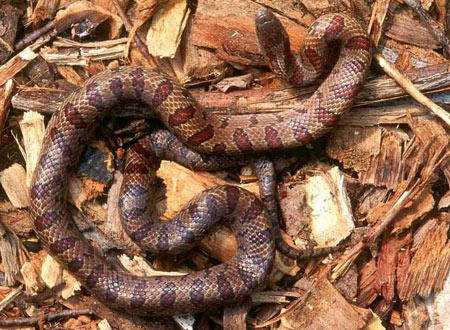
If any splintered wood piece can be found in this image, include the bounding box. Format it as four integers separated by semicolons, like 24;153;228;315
40;254;63;289
358;128;410;190
0;223;22;287
105;172;142;255
40;41;127;66
0;285;23;312
357;258;378;307
215;73;253;93
0;79;14;133
385;8;440;49
380;39;448;72
399;214;450;300
257;1;314;23
112;0;159;66
377;231;412;303
146;0;190;58
391;189;434;234
118;254;188;277
0;164;30;208
280;279;369;330
327;126;382;173
56;66;85;85
31;0;59;25
365;181;432;230
301;0;358;17
339;105;428;126
177;27;228;81
197;226;237;263
19;111;46;187
407;115;450;186
367;0;391;46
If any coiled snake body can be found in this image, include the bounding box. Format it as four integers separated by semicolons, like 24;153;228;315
29;9;372;316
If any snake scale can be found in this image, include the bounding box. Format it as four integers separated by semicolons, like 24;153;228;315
29;9;372;316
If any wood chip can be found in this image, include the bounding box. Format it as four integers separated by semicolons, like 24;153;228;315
0;164;30;208
305;167;355;247
281;279;369;330
19;111;46;187
40;254;62;285
399;214;450;300
20;262;44;295
146;0;190;58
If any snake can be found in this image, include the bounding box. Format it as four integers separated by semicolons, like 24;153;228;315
29;8;372;317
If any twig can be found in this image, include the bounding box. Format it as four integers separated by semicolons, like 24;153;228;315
111;0;157;66
375;53;450;129
0;37;13;53
23;282;65;304
14;21;56;51
0;309;94;327
0;285;23;312
403;0;450;57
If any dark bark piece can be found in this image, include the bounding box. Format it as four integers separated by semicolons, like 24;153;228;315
223;297;251;330
0;4;20;65
24;56;57;87
334;264;358;301
78;144;114;184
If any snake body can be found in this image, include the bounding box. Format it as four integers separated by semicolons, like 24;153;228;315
29;9;371;316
